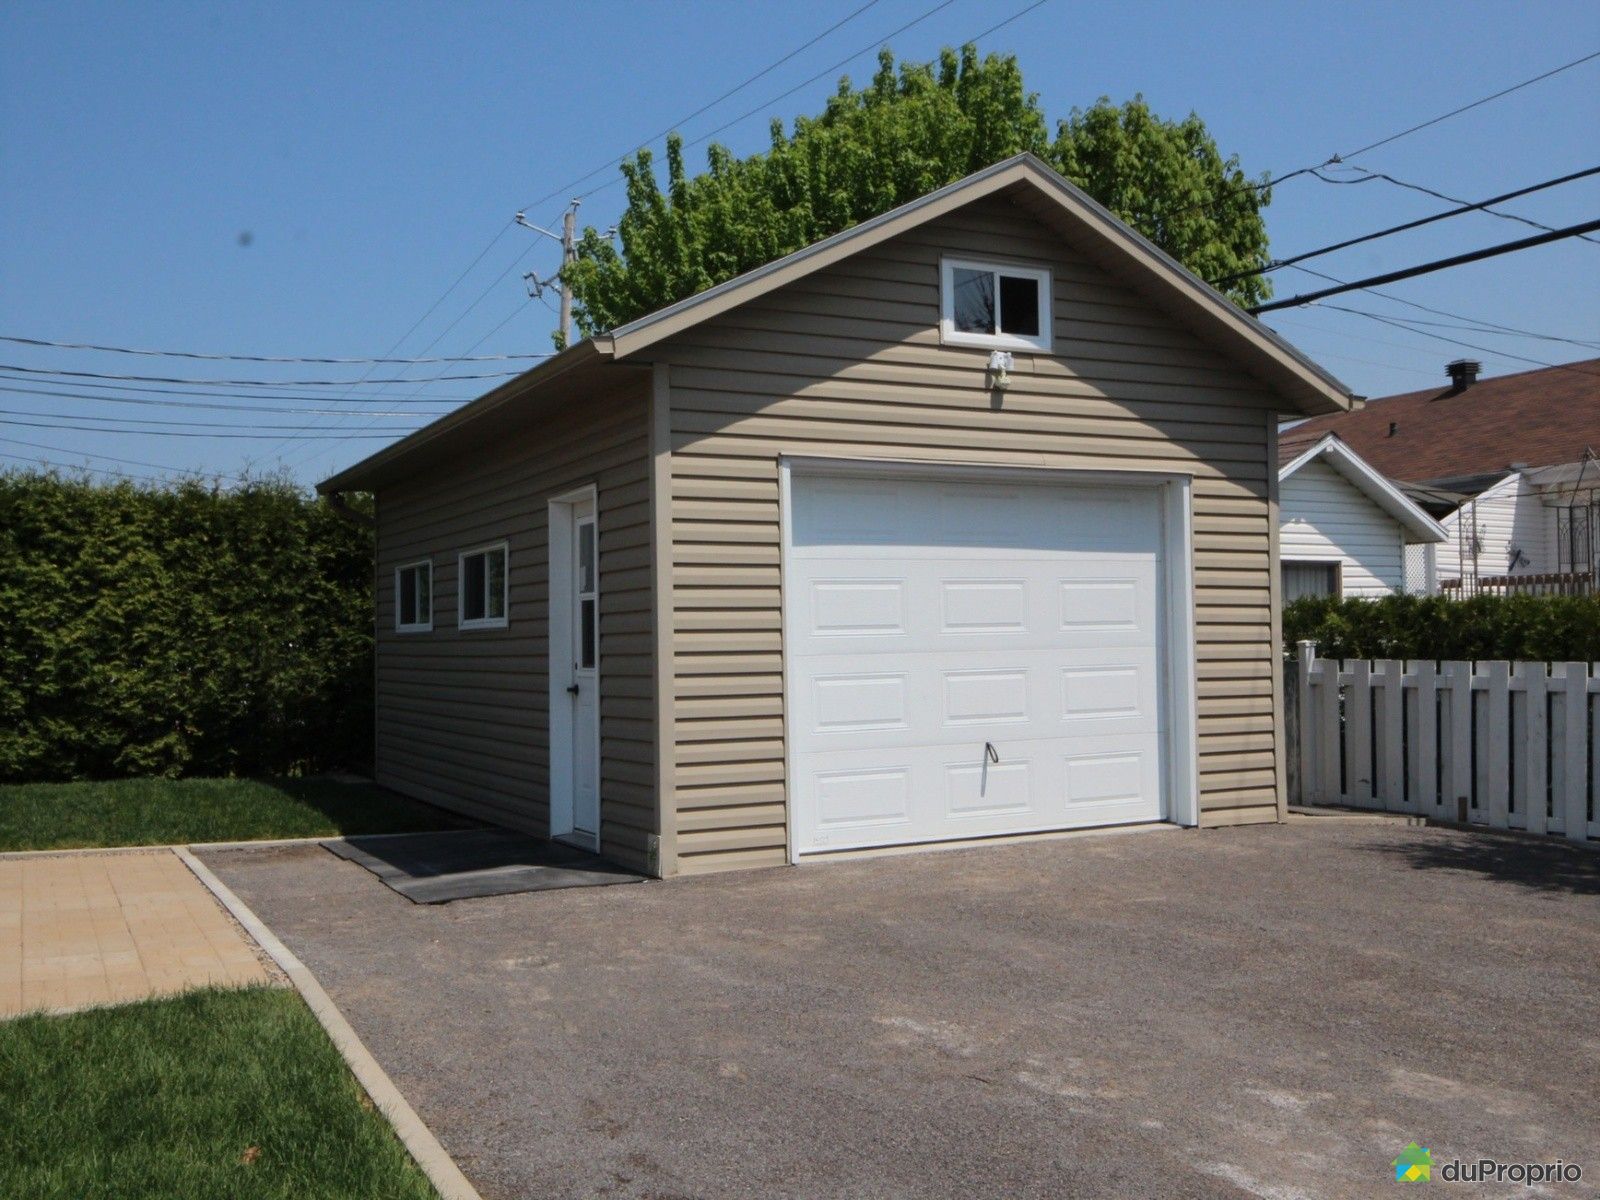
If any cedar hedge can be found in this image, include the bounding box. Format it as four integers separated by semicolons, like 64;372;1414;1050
0;470;373;781
1283;594;1600;663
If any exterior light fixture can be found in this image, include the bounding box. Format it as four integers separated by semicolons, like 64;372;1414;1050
987;349;1015;390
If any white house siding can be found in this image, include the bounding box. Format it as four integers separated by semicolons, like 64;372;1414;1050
1279;459;1405;596
1434;472;1555;584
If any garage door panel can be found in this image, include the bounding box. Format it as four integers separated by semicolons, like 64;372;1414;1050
794;476;1161;554
807;578;907;637
941;578;1027;634
813;766;913;834
942;668;1031;726
809;671;909;734
796;653;1160;749
944;758;1035;819
794;559;1159;655
789;472;1169;855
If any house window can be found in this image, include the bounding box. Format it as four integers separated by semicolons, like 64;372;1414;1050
940;258;1052;352
575;516;597;670
394;561;432;632
458;542;509;629
1281;561;1341;602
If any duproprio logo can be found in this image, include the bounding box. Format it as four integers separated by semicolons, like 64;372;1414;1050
1393;1143;1432;1182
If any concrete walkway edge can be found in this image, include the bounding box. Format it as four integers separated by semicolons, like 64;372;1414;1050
0;826;487;863
174;848;484;1200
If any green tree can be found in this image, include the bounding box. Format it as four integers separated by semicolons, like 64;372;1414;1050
567;45;1273;333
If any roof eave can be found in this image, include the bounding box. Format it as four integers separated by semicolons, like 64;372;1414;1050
1281;434;1448;542
316;336;616;495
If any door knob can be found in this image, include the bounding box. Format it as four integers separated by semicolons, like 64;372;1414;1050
567;683;580;695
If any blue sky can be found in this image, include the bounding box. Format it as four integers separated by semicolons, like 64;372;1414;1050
3;0;1597;487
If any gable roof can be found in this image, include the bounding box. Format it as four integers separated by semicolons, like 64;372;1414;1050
603;155;1354;412
1279;433;1447;543
321;153;1353;494
1279;358;1600;487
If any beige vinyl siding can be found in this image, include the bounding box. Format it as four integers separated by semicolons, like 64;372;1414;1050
655;194;1285;874
373;377;655;870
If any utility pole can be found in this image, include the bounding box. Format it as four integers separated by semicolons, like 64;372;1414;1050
559;202;577;349
516;198;580;348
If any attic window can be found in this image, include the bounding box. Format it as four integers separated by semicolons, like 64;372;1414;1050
940;258;1052;353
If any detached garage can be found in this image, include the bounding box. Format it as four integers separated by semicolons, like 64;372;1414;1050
319;154;1354;877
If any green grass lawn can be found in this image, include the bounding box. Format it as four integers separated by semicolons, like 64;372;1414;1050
0;776;470;852
0;987;439;1200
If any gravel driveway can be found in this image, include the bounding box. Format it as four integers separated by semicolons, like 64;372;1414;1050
202;821;1600;1199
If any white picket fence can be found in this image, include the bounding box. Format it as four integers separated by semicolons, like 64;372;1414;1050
1294;643;1600;843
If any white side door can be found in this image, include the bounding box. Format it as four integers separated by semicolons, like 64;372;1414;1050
568;504;600;844
550;490;600;849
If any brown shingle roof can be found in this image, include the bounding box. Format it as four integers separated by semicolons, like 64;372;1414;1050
1277;359;1600;484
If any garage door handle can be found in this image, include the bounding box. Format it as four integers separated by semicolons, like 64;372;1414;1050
985;742;999;764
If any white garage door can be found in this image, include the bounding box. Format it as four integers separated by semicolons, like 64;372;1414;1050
787;470;1170;855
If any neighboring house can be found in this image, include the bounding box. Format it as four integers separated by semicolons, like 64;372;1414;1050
318;154;1353;878
1284;358;1600;594
1276;432;1445;600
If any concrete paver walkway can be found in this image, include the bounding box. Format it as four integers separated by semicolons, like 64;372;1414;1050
1;849;274;1017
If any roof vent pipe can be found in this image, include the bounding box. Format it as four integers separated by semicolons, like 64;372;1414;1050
1446;359;1481;391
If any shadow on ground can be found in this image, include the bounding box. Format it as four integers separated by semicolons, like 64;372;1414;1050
1363;827;1600;895
251;777;476;838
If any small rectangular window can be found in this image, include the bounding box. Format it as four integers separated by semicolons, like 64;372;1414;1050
940;258;1052;352
574;516;597;670
1281;561;1341;602
459;543;509;629
395;561;432;632
579;598;597;669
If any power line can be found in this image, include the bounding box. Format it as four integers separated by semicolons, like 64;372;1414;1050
0;408;426;433
523;0;887;211
0;334;553;363
288;296;535;472
1331;310;1600;351
251;214;532;462
0;382;456;416
1282;263;1600;347
640;0;1019;170
1315;303;1600;378
1334;48;1600;161
1308;164;1600;244
0;418;409;439
356;3;910;461
0;436;250;478
0;372;475;404
0;362;528;387
1135;49;1600;233
1248;217;1600;314
1211;164;1600;285
0;450;176;483
264;246;545;462
307;0;1062;473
